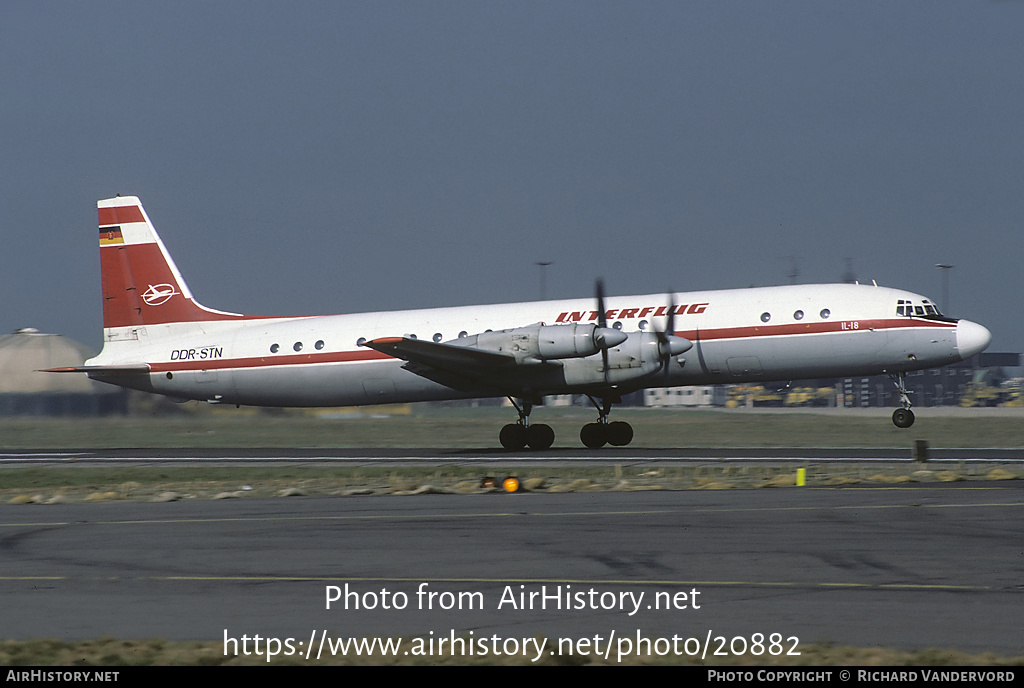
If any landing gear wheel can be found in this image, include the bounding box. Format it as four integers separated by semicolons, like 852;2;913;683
580;422;607;449
888;373;915;429
892;408;915;429
606;421;634;447
499;423;527;450
526;423;555;450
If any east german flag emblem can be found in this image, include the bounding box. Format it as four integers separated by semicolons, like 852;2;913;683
100;225;124;245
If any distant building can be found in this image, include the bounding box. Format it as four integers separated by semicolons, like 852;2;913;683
645;386;728;407
837;354;1015;408
635;353;1016;410
0;329;126;415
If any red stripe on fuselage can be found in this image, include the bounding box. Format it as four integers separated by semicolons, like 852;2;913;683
675;317;954;342
148;347;390;373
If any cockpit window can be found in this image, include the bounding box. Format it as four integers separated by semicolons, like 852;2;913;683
897;299;943;318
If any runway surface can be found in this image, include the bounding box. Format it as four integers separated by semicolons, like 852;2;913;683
4;446;1024;465
2;480;1022;656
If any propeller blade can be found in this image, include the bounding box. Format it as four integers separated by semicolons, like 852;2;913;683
655;292;675;347
665;291;675;339
656;291;677;381
596;279;610;384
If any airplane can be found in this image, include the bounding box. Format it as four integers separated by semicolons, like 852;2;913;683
48;195;993;449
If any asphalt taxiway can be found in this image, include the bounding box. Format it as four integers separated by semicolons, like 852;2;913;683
2;479;1022;656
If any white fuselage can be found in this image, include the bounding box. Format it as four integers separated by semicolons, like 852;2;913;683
86;282;988;407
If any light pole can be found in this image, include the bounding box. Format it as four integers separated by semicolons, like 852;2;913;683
536;261;552;300
935;264;954;313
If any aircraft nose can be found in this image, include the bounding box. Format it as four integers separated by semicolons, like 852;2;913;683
956;320;992;360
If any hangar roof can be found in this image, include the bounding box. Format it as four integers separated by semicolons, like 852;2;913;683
0;329;109;394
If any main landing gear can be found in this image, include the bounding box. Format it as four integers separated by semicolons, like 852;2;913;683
889;372;915;428
580;395;633;449
498;395;635;450
499;398;555;450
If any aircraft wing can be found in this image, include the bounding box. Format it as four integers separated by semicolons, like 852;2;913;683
360;337;522;374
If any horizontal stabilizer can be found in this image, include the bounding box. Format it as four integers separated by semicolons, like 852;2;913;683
43;364;151;375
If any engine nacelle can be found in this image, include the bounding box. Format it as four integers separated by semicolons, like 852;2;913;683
560;331;691;387
451;323;627;362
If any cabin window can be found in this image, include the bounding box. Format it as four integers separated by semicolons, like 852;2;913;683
613;321;623;330
433;333;443;342
793;310;804;320
638;320;648;331
760;312;771;323
293;342;303;352
458;331;468;338
270;343;280;353
820;309;831;319
356;337;367;346
315;340;325;350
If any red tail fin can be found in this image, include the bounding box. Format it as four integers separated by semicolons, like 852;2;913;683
98;197;245;329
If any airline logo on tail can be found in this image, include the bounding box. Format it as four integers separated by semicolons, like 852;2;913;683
141;284;180;306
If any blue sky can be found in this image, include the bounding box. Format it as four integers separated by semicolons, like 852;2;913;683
2;1;1021;352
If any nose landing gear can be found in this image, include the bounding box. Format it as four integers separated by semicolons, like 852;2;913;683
889;372;916;428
